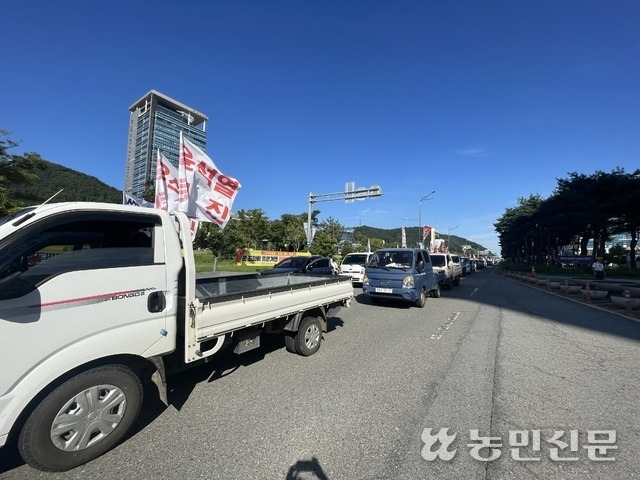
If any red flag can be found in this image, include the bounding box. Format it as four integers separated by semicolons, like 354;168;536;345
155;150;179;211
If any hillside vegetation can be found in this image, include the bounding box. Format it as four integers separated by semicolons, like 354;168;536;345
5;159;121;206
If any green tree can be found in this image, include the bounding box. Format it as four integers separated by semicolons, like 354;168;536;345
319;217;344;245
279;213;308;252
494;195;544;263
339;241;356;256
142;179;155;203
605;245;626;266
194;220;243;270
0;130;47;215
234;208;271;249
310;231;336;256
368;237;385;252
495;168;640;268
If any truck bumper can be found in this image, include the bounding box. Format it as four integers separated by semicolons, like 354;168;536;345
363;287;418;303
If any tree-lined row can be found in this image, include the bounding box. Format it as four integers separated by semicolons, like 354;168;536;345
494;168;640;268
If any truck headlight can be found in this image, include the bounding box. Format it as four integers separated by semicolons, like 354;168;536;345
402;275;415;289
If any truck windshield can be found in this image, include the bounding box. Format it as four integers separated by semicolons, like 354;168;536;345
431;256;446;267
369;251;412;269
342;254;368;266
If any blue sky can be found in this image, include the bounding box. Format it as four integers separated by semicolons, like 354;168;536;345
2;1;639;254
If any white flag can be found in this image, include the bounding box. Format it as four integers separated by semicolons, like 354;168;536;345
401;226;407;248
155;150;180;211
178;133;241;228
123;192;153;208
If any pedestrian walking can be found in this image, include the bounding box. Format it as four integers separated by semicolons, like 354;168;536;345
592;257;605;280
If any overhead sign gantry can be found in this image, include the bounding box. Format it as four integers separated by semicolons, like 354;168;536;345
306;182;382;248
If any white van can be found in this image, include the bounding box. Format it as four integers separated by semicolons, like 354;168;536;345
339;252;373;285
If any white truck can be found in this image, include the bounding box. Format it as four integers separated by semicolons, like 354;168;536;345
0;202;353;472
429;252;462;290
339;251;373;285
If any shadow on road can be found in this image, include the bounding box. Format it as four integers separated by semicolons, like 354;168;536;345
286;456;330;480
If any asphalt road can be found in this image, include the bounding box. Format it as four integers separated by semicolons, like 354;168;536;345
2;268;639;479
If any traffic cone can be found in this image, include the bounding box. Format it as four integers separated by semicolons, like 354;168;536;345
530;266;537;278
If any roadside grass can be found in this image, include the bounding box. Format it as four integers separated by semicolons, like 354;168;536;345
194;250;269;273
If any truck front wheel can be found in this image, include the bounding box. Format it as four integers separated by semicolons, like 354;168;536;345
415;288;426;308
431;283;441;298
18;364;143;472
294;316;323;356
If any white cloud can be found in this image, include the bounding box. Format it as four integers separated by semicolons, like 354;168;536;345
456;148;488;156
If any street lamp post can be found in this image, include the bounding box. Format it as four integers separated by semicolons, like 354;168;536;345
448;225;458;251
418;191;436;248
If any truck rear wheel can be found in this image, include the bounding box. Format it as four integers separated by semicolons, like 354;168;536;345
284;333;297;353
18;365;143;472
294;316;323;356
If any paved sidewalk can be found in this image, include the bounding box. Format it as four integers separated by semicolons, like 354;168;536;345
496;269;640;323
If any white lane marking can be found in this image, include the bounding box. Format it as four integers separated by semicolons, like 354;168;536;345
430;312;460;340
470;288;479;297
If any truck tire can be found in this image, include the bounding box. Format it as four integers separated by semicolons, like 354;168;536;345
284;333;297;353
454;276;460;286
431;283;441;298
294;316;323;356
415;288;426;308
18;365;143;472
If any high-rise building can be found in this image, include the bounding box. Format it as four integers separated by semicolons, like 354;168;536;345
124;90;208;197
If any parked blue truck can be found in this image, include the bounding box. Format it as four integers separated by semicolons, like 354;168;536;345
362;248;442;307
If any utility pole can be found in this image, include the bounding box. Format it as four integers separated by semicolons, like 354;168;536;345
418;191;436;248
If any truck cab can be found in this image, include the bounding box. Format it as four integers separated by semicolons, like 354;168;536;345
339;251;373;285
0;202;354;472
362;248;440;307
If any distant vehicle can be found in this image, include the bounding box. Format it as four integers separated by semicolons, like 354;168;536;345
430;252;462;290
460;257;472;275
339;252;373;285
260;255;333;275
450;254;463;276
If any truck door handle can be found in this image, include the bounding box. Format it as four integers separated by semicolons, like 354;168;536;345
148;291;166;313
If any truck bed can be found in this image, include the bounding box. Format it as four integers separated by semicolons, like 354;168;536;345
188;273;354;340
